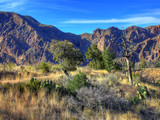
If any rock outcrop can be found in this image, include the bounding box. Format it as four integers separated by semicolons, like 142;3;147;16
81;26;160;62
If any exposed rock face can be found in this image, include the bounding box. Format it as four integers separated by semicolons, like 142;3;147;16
0;12;91;64
81;26;160;62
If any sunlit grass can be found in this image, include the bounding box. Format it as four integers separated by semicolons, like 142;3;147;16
0;65;159;119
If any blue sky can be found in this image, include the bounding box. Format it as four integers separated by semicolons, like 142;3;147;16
0;0;160;34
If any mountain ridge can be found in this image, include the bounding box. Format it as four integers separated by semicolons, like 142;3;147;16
0;12;91;64
80;25;160;62
0;11;160;64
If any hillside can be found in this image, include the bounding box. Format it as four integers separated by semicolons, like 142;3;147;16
0;12;91;64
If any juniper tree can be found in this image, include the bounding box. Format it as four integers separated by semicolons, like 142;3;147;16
49;40;83;77
102;49;116;72
85;44;104;69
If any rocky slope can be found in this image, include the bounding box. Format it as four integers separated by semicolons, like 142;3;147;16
81;26;160;62
0;12;91;64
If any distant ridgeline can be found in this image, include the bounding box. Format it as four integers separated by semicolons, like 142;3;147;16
0;12;160;64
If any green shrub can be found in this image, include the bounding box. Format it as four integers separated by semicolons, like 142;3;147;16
67;72;90;94
26;78;42;92
39;62;51;73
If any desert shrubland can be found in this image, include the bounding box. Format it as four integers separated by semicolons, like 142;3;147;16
0;65;160;120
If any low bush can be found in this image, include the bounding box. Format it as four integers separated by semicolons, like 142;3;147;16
67;72;90;94
67;86;131;112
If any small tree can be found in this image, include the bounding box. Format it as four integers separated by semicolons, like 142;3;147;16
49;40;83;77
85;44;104;69
102;49;116;72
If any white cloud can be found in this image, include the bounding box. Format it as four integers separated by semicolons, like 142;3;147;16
62;17;160;25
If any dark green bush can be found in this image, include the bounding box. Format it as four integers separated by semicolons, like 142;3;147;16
26;78;42;92
67;72;90;94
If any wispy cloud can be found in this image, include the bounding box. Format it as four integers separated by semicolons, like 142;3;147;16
62;7;160;27
0;0;26;11
62;17;160;25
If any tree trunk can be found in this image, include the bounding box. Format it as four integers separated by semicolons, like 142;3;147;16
63;69;69;78
126;57;133;85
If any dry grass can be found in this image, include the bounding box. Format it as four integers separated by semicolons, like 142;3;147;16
0;64;64;84
0;66;160;120
0;89;68;120
0;89;143;120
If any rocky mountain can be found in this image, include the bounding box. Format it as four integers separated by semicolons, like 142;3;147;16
0;11;160;65
0;12;91;64
81;26;160;63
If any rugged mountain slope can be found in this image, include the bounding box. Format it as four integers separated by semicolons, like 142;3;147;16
81;26;160;62
0;12;91;64
0;11;160;64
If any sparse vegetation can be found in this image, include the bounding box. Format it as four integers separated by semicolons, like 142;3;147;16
0;58;160;120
